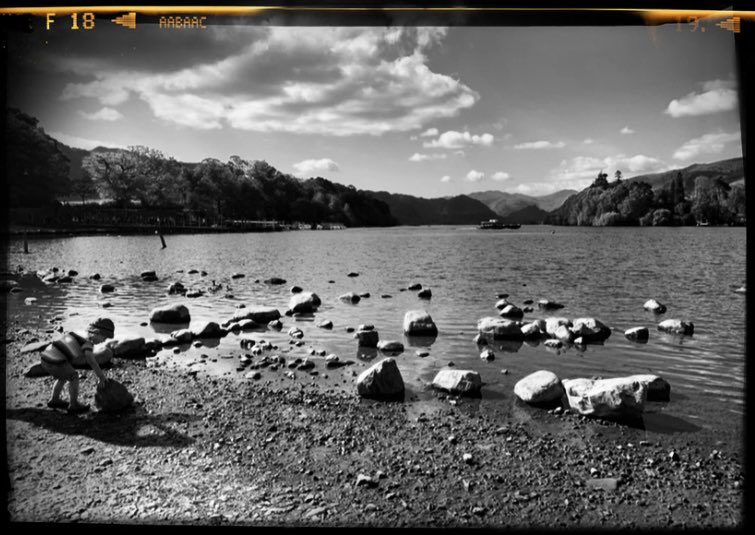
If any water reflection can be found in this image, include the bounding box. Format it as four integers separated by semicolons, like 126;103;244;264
356;347;379;361
404;334;438;348
150;321;189;334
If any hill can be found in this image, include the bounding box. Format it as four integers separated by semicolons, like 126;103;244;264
468;189;576;217
624;158;744;192
365;191;498;225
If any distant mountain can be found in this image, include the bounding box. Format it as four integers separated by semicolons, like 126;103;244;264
365;191;498;225
500;204;551;225
624;158;744;192
468;189;577;217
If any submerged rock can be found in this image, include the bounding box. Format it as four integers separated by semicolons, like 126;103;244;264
643;299;667;313
99;284;115;293
230;306;281;324
403;310;438;336
657;319;694;335
431;369;482;395
377;340;404;353
625;326;649;341
150;304;191;324
480;348;495;361
538;299;564;310
355;328;379;348
514;370;564;404
477;317;522;340
570;318;611;343
288;291;321;314
544;317;571;337
417;288;432;299
191;321;223;339
339;292;361;304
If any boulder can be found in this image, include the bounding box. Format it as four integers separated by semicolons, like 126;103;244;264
544;339;562;349
553;325;574;342
431;369;482;395
288;327;304;339
356;358;405;399
169;329;193;344
231;273;245;279
191;321;223;338
417;288;432;299
625;327;649;341
544;317;571;337
141;270;158;281
89;273;101;280
403;310;438;336
318;320;333;329
657;319;694;335
186;290;204;298
108;336;147;358
238;319;258;330
538;299;564;310
355;328;379;348
377;340;404;353
150;304;191;324
57;275;73;283
230;306;281;324
570;318;612;342
499;304;524;319
562;377;648;419
480;348;495;361
407;283;422;291
477;317;522;340
643;299;667;313
473;333;487;345
514;370;564;404
100;284;115;293
520;322;544;339
290;285;303;294
288;292;321;314
167;282;186;295
494;298;510;310
264;277;286;285
625;374;671;402
268;319;283;330
339;292;361;303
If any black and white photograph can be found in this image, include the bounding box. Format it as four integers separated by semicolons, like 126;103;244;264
1;2;748;528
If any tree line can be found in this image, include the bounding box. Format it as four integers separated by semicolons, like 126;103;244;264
6;108;397;228
545;170;745;226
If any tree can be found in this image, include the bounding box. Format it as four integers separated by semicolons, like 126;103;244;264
6;107;71;206
69;168;98;204
614;170;622;183
591;170;609;189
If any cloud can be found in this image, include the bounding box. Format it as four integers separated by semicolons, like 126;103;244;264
78;107;124;121
58;27;479;136
583;138;595;144
440;175;452;183
551;153;669;183
672;131;741;161
465;170;485;182
48;131;125;150
409;152;447;162
491;171;510;181
420;128;438;137
513;140;565;150
423;130;494;149
620;126;635;135
665;80;738;117
292;158;341;176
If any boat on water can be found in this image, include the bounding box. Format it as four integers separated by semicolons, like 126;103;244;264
478;219;521;230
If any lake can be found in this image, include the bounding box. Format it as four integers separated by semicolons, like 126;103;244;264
4;225;746;431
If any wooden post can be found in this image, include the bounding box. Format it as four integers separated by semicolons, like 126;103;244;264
156;229;167;249
23;232;29;253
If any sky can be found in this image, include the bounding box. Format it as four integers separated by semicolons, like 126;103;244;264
6;13;743;198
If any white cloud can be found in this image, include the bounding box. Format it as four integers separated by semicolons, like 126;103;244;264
465;170;485;182
58;27;479;136
420;128;439;137
48;131;124;150
440;175;452;183
665;80;738;117
491;171;510;181
423;130;494;149
620;126;635;135
551;153;669;183
292;158;341;176
78;107;124;121
672;131;741;161
513;140;565;150
513;182;562;196
583;138;595;144
409;152;447;162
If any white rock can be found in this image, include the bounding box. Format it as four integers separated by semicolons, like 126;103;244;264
480;348;495;361
544;339;562;349
499;304;524;319
288;291;321;314
431;369;482;395
643;299;667;313
230;306;281;324
570;318;612;342
545;317;571;337
520;322;544;338
190;321;223;338
477;317;522;340
624;327;649;341
149;303;190;324
554;325;574;342
514;370;564;404
356;358;405;399
624;374;671;402
657;319;694;335
377;340;404;353
562;376;648;419
403;310;438;336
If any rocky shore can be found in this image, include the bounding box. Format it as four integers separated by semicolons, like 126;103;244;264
4;319;744;528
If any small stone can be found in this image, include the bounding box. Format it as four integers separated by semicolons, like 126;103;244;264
462;453;473;464
356;474;378;488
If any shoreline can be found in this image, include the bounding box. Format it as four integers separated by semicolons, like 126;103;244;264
4;320;744;527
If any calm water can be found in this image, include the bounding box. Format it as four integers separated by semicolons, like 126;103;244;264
4;225;746;422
